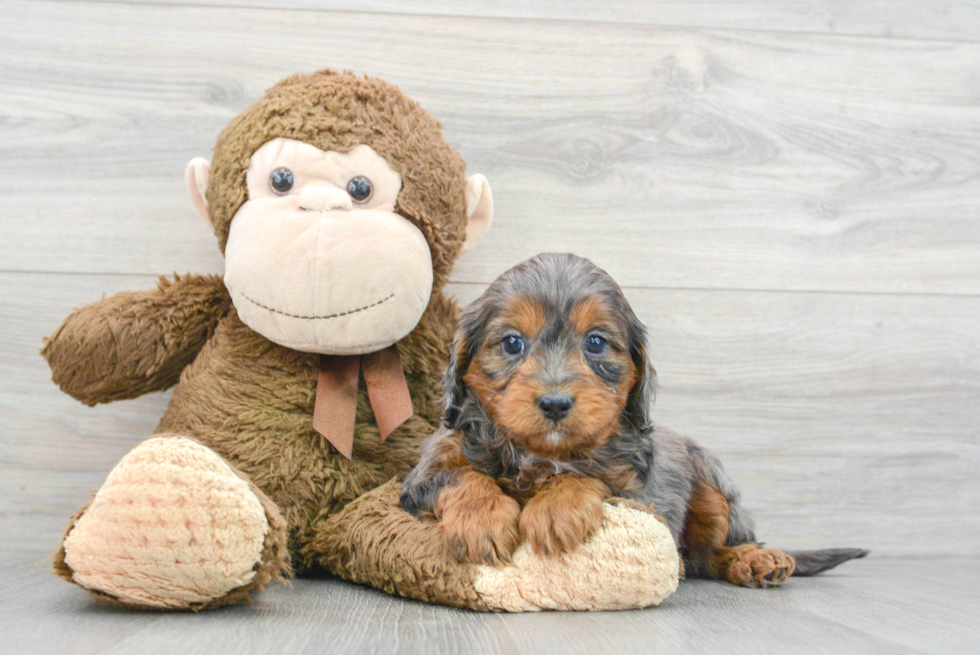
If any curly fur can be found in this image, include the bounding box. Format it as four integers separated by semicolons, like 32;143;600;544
402;253;868;583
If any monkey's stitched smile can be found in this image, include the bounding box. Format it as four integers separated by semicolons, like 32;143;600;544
239;292;395;321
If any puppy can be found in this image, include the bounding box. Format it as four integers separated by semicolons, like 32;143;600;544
401;253;867;587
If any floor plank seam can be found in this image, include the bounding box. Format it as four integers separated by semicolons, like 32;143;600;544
4;271;980;301
22;0;980;47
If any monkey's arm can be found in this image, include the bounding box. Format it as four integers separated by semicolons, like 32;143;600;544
42;274;231;406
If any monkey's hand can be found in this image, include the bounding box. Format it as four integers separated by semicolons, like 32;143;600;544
519;476;608;558
42;274;230;406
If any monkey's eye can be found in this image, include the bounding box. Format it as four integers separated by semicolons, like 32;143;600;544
585;334;608;355
346;176;373;203
501;335;525;356
269;167;295;195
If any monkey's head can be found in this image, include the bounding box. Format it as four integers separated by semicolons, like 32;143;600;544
185;70;493;355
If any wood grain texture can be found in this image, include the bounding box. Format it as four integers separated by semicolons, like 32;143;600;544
2;1;979;294
1;551;978;655
3;273;977;555
1;4;979;646
112;0;980;43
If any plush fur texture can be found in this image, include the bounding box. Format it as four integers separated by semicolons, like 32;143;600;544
54;436;285;609
44;71;467;606
206;70;468;290
43;71;680;611
51;435;291;611
154;285;458;567
313;480;679;611
43;274;231;406
472;498;679;611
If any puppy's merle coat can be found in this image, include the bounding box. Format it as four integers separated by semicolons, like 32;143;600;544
401;253;866;585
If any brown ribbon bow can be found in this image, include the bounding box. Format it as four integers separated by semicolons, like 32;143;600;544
312;346;414;460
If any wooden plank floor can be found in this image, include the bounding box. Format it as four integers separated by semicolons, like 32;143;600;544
2;552;978;655
1;0;978;652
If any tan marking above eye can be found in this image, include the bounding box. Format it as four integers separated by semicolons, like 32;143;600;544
496;296;547;339
569;296;618;337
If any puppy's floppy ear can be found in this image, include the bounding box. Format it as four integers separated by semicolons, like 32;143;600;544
442;335;470;428
624;310;657;432
442;306;486;429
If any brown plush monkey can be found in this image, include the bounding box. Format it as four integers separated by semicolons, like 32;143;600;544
43;70;678;612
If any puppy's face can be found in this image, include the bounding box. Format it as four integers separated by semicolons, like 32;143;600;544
459;291;639;457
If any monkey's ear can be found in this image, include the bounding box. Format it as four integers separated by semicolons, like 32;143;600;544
185;157;212;226
461;174;493;253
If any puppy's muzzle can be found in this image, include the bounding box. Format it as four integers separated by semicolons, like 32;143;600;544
537;392;574;423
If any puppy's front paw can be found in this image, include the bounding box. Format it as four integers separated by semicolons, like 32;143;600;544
438;473;521;566
519;477;607;557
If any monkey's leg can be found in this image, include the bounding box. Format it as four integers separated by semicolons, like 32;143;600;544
682;482;795;588
54;435;291;610
303;480;681;611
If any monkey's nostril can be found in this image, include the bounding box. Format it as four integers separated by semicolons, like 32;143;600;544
537;393;574;422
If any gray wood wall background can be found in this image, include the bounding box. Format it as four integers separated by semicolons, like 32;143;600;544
1;0;978;561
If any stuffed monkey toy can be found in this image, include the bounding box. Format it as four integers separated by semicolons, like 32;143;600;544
43;70;679;611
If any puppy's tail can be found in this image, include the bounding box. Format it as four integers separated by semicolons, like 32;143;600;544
786;548;869;576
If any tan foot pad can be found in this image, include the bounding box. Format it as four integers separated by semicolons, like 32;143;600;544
62;435;269;608
473;501;680;611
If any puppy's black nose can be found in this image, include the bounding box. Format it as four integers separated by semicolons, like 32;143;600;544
537;393;574;422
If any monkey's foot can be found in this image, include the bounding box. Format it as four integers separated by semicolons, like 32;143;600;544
312;480;681;611
54;435;291;610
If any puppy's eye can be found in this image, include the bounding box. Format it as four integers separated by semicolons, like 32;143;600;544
501;335;525;356
585;334;607;355
346;176;373;203
270;167;295;195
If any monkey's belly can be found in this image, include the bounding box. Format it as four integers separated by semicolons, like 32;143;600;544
154;315;427;558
